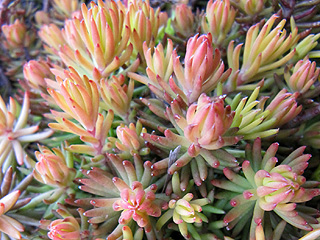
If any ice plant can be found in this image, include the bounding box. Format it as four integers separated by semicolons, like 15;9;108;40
171;33;231;105
124;0;165;58
229;87;279;139
0;93;53;169
131;33;229;109
229;86;301;139
22;145;78;216
47;206;89;240
142;39;173;85
201;0;236;48
112;181;161;228
38;23;67;54
292;32;320;61
51;0;81;19
160;193;208;239
231;0;267;17
48;216;81;240
212;138;320;239
3;0;320;239
173;94;236;156
226;14;299;92
263;89;302;127
48;71;99;132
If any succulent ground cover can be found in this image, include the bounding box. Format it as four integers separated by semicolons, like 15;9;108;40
1;0;320;239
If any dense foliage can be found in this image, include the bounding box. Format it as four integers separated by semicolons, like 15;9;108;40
1;0;320;239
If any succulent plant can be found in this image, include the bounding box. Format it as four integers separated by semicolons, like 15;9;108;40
1;0;320;239
77;154;167;239
212;138;320;239
0;93;53;169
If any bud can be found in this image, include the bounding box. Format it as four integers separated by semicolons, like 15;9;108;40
202;0;236;47
100;75;134;120
108;121;149;157
172;34;231;104
176;94;236;156
265;89;302;127
48;216;81;240
173;4;194;38
284;58;320;94
23;60;54;92
157;192;208;239
1;19;30;49
34;146;76;188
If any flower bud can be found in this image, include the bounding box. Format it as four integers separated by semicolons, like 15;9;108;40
23;60;54;91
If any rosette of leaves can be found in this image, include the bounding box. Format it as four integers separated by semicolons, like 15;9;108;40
41;204;90;240
211;138;320;239
130;33;231;106
46;68;114;161
107;120;150;159
201;0;237;49
228;86;301;140
0;92;53;170
76;153;168;239
144;93;240;187
21;144;79;219
226;14;299;92
156;171;210;239
278;57;320;98
39;0;139;81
